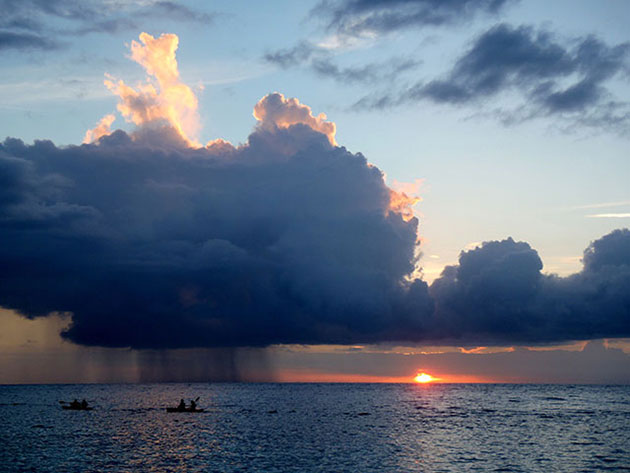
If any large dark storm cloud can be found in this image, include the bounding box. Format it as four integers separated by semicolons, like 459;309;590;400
2;111;630;348
0;122;433;349
430;230;630;344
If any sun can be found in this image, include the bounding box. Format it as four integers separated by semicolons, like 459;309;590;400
414;372;436;383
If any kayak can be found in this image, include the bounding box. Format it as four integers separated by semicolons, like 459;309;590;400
166;407;205;413
62;405;93;411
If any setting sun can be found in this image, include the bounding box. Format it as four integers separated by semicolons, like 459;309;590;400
414;372;436;383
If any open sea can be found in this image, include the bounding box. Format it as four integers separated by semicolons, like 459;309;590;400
1;383;629;472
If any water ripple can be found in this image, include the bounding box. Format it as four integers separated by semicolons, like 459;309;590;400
1;384;629;472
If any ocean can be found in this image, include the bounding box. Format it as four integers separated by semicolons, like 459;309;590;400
1;383;629;472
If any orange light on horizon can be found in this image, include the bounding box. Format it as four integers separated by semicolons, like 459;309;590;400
274;368;497;384
414;372;436;383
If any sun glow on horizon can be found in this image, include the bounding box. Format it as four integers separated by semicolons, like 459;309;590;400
414;372;436;383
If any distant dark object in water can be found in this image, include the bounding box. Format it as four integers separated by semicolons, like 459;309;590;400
357;412;371;416
62;405;93;411
268;409;278;414
166;407;205;413
60;399;92;411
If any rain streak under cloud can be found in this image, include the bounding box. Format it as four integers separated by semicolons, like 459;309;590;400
0;33;629;350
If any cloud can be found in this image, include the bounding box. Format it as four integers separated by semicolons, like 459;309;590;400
0;0;95;23
315;0;514;39
0;30;60;51
311;57;420;84
264;43;420;85
253;92;337;146
429;229;630;344
84;114;115;144
143;1;215;24
571;201;630;210
265;0;513;65
3;127;629;349
261;1;515;109
582;228;630;271
102;32;200;146
424;25;628;109
261;6;630;136
357;24;630;129
0;90;429;349
71;17;138;36
0;0;214;51
264;41;319;68
587;213;630;219
2;32;629;351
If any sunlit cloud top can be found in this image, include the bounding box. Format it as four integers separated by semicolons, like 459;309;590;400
86;32;200;146
253;92;337;146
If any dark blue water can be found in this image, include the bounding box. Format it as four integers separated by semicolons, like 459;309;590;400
1;384;629;472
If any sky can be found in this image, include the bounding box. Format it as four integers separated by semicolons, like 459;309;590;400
1;0;629;384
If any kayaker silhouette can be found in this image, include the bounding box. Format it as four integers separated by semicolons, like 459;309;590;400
166;397;202;413
81;399;88;409
70;399;80;409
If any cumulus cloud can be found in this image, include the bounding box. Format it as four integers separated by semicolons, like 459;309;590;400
3;129;629;349
253;93;337;146
83;114;115;144
102;32;200;146
0;87;429;349
429;230;630;344
583;228;630;271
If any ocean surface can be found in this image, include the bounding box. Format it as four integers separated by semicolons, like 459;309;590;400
1;383;629;472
